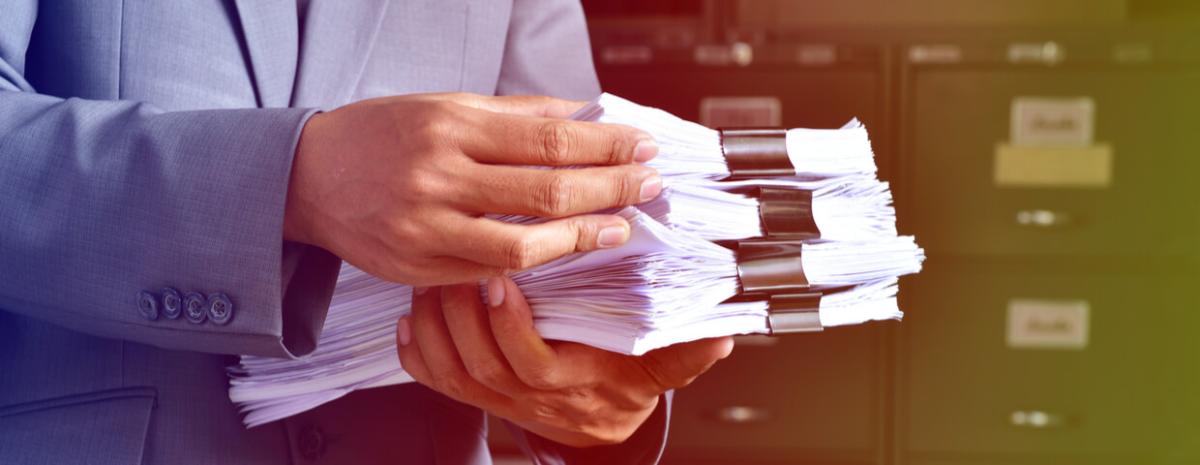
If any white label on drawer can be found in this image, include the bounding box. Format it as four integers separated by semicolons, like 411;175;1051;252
1007;299;1089;350
1011;97;1094;146
700;96;781;128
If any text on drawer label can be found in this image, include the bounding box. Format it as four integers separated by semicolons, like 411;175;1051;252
1007;299;1089;350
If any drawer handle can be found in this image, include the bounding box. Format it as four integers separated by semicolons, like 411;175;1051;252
600;45;653;65
1015;209;1073;228
712;405;773;425
1010;410;1068;429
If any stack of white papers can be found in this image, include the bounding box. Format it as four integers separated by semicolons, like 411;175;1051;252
639;176;897;241
570;94;878;182
229;93;924;427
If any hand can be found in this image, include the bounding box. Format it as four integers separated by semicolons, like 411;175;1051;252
396;276;733;447
284;93;662;286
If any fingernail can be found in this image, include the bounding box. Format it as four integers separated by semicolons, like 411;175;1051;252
414;287;429;296
597;225;629;248
633;139;658;163
639;176;663;202
397;317;411;346
486;277;506;308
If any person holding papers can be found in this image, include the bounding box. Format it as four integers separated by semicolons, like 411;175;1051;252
0;1;729;464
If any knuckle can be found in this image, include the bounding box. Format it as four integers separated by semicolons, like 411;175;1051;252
536;121;574;165
603;131;629;165
612;171;640;204
387;218;423;243
518;366;562;390
532;175;573;217
561;388;603;416
411;118;447;144
434;375;468;400
503;237;541;270
569;218;600;251
530;400;561;423
414;104;462;138
464;361;505;386
404;172;441;200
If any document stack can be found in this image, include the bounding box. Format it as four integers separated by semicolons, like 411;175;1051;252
229;94;924;427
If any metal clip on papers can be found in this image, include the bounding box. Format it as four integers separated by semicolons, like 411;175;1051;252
757;187;820;238
735;239;808;295
719;128;793;179
766;292;823;334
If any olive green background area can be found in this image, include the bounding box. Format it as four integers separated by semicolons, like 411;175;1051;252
512;3;1200;464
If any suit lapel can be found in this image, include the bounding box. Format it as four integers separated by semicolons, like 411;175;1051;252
291;0;390;109
233;0;300;108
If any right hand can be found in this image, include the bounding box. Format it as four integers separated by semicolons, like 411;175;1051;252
397;277;734;447
283;93;661;286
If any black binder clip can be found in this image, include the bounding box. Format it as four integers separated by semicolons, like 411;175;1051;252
766;292;824;334
735;239;808;294
756;187;821;239
719;128;794;180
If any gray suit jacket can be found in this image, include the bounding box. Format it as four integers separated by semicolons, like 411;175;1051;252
0;1;670;463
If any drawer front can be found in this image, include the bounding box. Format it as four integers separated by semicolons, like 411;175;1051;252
906;68;1200;258
903;265;1199;458
665;324;883;462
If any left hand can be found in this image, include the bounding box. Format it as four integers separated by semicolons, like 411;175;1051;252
396;276;734;448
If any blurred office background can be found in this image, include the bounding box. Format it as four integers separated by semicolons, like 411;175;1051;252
490;1;1200;464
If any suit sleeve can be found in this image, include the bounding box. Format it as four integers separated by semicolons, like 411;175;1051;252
494;1;672;462
0;3;341;359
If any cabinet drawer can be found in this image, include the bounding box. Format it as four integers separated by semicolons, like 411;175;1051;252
906;68;1200;258
902;264;1198;458
664;325;883;463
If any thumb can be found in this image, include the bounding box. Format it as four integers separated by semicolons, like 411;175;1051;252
639;336;734;390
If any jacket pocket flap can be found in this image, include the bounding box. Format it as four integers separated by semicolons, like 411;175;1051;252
0;387;156;465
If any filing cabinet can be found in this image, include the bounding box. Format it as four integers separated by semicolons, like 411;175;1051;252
896;29;1200;465
901;263;1197;462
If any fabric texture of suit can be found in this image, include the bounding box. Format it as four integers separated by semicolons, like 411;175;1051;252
0;0;670;463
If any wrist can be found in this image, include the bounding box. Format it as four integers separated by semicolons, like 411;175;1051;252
283;112;325;247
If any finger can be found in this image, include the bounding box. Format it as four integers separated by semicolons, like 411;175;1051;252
397;316;523;418
404;288;521;413
457;112;658;166
396;316;435;383
445;214;631;271
401;256;505;287
450;94;590;119
487;276;592;389
440;283;529;395
456;163;662;218
638;336;735;390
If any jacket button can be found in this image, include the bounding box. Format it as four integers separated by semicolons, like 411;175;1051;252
137;291;159;321
207;293;234;325
160;287;182;319
183;292;207;324
298;425;325;460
